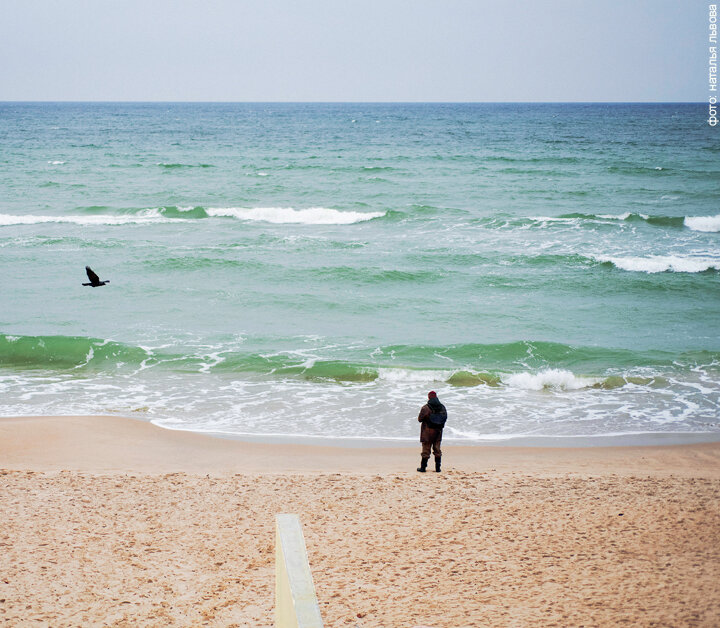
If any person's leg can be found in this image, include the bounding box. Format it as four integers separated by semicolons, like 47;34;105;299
417;441;431;472
432;436;442;472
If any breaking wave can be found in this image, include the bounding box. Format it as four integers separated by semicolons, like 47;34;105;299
0;206;386;227
595;255;720;274
2;334;711;390
503;369;600;390
204;206;385;224
684;214;720;232
483;212;719;232
3;206;711;230
0;211;176;226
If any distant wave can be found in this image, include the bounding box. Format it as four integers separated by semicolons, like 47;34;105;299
586;212;684;227
596;212;720;232
486;212;719;232
530;212;684;228
485;155;582;165
606;163;669;175
0;206;386;227
6;206;710;230
0;211;175;226
156;162;214;169
595;254;720;273
205;206;385;225
315;265;441;284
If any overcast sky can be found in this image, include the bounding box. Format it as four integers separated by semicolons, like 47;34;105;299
0;1;708;102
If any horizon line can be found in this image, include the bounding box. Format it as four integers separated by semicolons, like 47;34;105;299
0;100;706;105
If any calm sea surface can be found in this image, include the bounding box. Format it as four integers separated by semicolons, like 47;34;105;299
1;103;718;443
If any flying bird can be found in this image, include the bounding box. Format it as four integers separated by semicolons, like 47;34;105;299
82;266;110;287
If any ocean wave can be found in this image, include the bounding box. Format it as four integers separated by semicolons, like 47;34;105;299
162;206;210;218
376;368;452;383
503;369;601;390
316;266;442;284
0;211;176;226
606;163;669;175
684;214;720;232
446;371;502;387
0;334;153;369
3;334;703;386
143;256;264;271
156;162;214;169
0;206;386;227
590;212;686;228
483;212;713;232
205;206;385;225
536;212;686;228
595;255;720;273
485;155;581;165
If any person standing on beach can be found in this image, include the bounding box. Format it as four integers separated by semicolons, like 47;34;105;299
417;391;447;473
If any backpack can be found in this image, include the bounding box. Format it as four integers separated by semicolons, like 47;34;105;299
426;404;447;430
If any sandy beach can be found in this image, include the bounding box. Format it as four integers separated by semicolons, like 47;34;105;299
1;416;719;627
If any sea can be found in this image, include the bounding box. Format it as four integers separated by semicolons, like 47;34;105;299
1;102;718;445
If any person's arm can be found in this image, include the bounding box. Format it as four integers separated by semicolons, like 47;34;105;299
418;405;429;422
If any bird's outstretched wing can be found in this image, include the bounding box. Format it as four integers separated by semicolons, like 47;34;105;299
86;266;100;284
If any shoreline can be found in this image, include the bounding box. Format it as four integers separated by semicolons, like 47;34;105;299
2;414;720;476
177;425;720;449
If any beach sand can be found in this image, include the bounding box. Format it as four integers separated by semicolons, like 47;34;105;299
1;416;719;627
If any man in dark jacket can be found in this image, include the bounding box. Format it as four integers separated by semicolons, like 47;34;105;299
417;390;447;473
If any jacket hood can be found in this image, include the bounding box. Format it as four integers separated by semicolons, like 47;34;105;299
427;397;443;411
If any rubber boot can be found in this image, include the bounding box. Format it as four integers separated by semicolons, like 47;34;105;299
435;456;442;473
417;457;428;472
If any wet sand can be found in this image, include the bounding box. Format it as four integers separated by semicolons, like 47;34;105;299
1;415;719;626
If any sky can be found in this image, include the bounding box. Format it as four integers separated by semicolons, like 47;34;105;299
0;0;708;102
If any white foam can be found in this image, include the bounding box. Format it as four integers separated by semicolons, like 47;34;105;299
198;352;226;373
205;206;385;225
376;368;452;383
73;347;95;369
503;369;600;391
596;254;720;273
597;212;633;220
0;211;176;227
47;160;65;165
685;214;720;232
527;216;578;223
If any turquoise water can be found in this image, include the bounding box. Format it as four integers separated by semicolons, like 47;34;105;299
1;102;718;442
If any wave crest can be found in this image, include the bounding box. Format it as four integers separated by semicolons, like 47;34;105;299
0;205;386;227
0;211;175;226
684;214;720;232
503;369;601;390
596;255;720;273
206;206;385;225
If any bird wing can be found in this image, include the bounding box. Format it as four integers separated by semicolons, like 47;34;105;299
86;266;100;284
